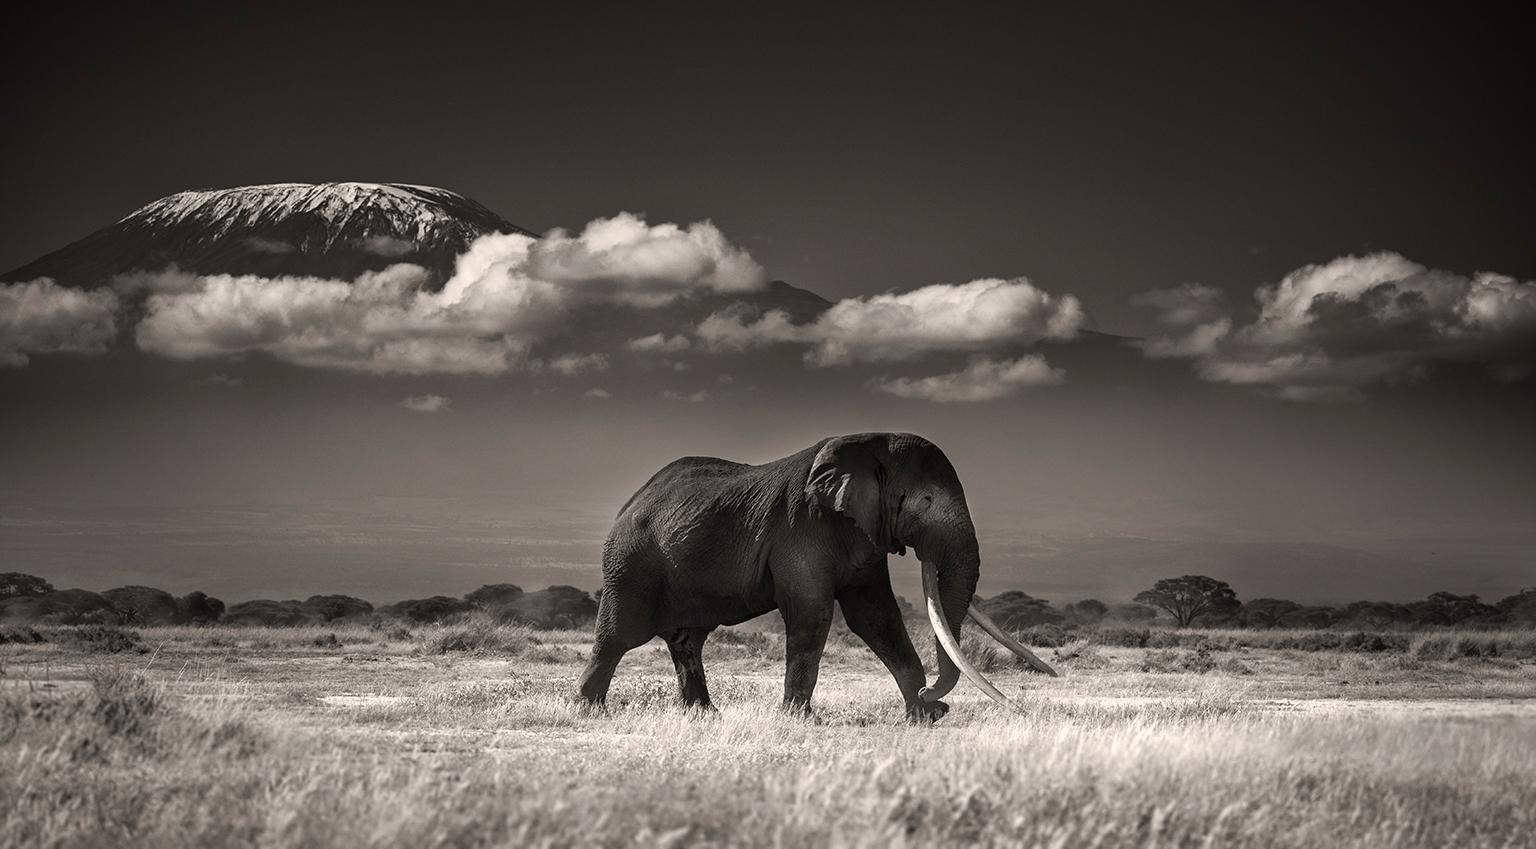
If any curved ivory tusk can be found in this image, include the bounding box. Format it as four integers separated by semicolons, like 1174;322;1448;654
921;560;1021;712
967;605;1061;677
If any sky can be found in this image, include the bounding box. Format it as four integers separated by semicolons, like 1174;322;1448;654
1;3;1533;606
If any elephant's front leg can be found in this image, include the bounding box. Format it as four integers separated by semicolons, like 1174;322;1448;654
778;594;834;713
837;579;948;723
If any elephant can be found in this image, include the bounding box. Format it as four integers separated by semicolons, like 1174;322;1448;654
577;432;1056;721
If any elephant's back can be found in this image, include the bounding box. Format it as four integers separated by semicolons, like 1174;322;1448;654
615;455;752;519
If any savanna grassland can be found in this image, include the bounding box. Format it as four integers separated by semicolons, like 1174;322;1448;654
3;619;1535;849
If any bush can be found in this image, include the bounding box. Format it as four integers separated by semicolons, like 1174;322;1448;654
464;584;524;609
222;600;309;627
1015;623;1071;648
710;628;779;658
58;625;145;654
0;625;46;644
383;596;474;624
90;668;164;737
1138;648;1217;674
976;591;1064;629
2;589;123;625
101;586;181;625
1094;626;1152;648
490;586;598;629
299;595;373;622
420;615;537;655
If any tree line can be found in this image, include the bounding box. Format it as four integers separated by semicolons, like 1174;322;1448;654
3;570;1533;631
977;575;1536;631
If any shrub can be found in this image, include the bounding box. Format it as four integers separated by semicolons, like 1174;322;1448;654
1138;648;1217;674
0;625;46;644
711;628;779;658
176;591;225;623
420;615;536;655
3;589;123;625
976;591;1064;629
464;584;524;609
958;630;1005;672
223;599;309;627
58;625;145;654
90;668;164;736
1016;623;1071;648
1094;626;1152;648
299;595;373;622
490;586;598;629
101;586;181;625
383;596;474;624
0;572;55;598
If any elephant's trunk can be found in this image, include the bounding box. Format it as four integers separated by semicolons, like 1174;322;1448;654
915;512;979;702
916;505;1059;711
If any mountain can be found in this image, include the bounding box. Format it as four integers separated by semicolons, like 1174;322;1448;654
2;182;537;288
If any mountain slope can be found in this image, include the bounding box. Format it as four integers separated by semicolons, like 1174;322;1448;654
3;182;537;288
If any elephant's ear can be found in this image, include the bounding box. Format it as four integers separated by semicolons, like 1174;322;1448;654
806;436;889;550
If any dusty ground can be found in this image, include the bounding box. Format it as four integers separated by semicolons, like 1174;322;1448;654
3;622;1535;848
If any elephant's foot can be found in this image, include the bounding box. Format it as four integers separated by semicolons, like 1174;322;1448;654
906;697;950;724
572;697;609;718
781;698;823;724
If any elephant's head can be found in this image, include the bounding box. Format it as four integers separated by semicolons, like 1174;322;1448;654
806;433;1058;711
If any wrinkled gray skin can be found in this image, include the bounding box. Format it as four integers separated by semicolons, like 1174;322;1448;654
577;432;979;722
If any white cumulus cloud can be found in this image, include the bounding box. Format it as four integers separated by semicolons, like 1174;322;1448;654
400;393;451;413
698;277;1084;366
869;355;1064;402
1132;252;1536;398
547;352;609;375
127;213;765;375
0;278;119;367
626;332;692;353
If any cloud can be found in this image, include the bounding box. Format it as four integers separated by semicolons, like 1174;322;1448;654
583;387;611;399
0;278;119;367
351;235;414;258
400;394;451;413
1132;283;1233;358
1131;282;1226;327
869;355;1064;402
626;332;692;353
127;213;765;375
193;373;243;387
524;212;764;307
134;263;535;374
661;389;710;403
1133;253;1536;398
547;352;609;375
698;277;1084;365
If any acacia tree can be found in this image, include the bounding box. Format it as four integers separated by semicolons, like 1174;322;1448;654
0;573;54;598
1240;597;1301;628
1134;575;1240;628
1342;600;1410;629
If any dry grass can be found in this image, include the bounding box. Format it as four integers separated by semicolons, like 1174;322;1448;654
3;624;1535;848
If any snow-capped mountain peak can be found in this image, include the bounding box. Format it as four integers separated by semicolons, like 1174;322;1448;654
5;182;537;288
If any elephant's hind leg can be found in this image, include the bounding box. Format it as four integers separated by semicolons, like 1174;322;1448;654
578;576;655;707
661;626;716;709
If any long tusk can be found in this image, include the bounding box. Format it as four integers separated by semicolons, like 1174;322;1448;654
921;560;1021;712
967;605;1060;677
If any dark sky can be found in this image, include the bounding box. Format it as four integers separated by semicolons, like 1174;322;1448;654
4;3;1531;326
2;3;1532;605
